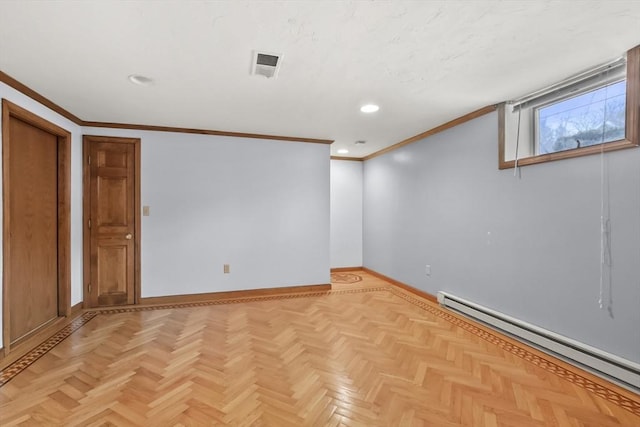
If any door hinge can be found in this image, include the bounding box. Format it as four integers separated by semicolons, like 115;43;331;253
88;283;92;294
88;155;91;165
88;219;91;229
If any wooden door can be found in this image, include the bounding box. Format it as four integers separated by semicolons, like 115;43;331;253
84;136;140;307
2;99;71;351
7;118;58;341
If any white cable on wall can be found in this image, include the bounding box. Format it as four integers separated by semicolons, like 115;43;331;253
513;107;522;176
599;142;605;309
598;84;612;311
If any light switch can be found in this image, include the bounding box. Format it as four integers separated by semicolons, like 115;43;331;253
143;206;150;216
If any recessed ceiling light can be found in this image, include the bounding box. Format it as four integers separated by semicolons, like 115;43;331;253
360;104;379;113
128;74;154;86
337;149;349;154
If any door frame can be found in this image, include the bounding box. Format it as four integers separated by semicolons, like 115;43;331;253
82;135;141;308
2;99;72;354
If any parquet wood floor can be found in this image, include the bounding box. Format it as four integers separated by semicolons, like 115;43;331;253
1;272;639;426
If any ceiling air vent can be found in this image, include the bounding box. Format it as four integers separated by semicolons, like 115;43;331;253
251;51;282;79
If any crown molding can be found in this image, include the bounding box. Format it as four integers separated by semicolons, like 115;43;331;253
0;70;333;145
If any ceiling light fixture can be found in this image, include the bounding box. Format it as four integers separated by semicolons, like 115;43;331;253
360;104;379;113
128;74;154;86
337;149;349;154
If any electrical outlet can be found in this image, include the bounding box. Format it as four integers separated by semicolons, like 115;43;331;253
143;206;150;216
425;265;431;276
223;264;230;274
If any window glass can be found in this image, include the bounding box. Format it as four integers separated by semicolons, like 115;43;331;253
536;80;626;154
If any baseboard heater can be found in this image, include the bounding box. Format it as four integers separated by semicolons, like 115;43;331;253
436;291;640;391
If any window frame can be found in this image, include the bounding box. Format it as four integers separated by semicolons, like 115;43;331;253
498;44;639;170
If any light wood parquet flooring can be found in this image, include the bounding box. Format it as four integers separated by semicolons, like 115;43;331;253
0;272;639;426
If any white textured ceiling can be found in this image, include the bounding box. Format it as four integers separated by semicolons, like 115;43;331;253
1;1;639;157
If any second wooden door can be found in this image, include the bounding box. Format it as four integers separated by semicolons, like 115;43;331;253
84;136;140;307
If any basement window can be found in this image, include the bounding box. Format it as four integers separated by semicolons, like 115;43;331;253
498;45;639;169
536;80;626;154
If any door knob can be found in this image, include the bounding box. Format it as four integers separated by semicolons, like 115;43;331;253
125;233;133;240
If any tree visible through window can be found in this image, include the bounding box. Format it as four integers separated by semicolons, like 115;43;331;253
536;80;626;154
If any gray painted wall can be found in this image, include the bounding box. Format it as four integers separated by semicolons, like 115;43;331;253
363;111;640;363
331;160;363;268
84;127;330;298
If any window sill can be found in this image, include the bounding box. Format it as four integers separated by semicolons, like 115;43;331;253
498;138;638;170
